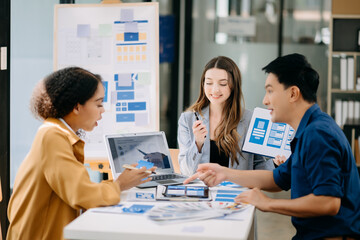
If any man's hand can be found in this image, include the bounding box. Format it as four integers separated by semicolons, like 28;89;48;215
235;190;341;218
115;164;157;191
235;188;271;212
273;155;287;166
183;163;227;186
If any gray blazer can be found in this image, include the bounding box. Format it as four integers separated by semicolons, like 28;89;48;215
177;106;274;176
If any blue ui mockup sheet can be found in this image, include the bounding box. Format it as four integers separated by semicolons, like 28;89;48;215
242;108;294;158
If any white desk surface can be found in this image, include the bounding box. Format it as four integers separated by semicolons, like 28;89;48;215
64;187;255;240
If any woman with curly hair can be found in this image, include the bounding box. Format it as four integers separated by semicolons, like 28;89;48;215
178;56;274;176
7;67;155;240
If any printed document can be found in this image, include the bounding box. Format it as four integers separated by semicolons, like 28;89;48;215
147;202;248;224
242;107;294;158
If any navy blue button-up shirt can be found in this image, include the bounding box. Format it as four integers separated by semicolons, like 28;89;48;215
273;104;360;239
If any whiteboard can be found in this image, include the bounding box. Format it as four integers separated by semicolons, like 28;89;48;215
54;3;159;158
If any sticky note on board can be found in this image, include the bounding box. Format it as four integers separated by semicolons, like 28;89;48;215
125;22;138;32
77;24;90;38
118;73;132;86
135;113;148;126
137;72;151;85
99;24;112;37
120;9;134;21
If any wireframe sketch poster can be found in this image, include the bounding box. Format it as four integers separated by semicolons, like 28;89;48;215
243;108;294;158
54;3;159;157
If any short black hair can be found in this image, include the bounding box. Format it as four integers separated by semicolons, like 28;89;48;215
262;53;319;103
31;67;102;119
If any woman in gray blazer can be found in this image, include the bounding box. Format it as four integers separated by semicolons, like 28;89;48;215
178;56;274;176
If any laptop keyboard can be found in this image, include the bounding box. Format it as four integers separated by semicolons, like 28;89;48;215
152;174;184;181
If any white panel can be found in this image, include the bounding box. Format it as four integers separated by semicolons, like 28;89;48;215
1;47;7;70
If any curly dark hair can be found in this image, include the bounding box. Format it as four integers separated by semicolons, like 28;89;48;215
30;67;102;120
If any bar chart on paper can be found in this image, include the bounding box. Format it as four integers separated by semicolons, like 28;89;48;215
243;108;294;158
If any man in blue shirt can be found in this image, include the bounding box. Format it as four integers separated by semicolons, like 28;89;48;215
184;53;360;239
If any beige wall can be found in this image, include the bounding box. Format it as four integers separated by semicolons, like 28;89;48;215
332;0;360;15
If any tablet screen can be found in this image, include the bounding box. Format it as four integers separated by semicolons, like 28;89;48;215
164;186;209;198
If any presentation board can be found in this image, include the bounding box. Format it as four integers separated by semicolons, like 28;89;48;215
242;107;294;159
54;3;159;158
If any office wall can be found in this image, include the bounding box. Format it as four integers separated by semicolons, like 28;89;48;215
189;0;278;110
10;0;101;186
189;0;329;111
283;44;328;111
10;0;58;186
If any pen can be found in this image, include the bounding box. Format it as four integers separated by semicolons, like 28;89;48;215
194;112;199;120
194;112;206;138
122;164;156;174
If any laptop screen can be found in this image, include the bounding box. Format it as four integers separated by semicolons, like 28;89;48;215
106;132;172;175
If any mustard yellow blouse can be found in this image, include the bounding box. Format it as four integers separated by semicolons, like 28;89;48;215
7;118;121;240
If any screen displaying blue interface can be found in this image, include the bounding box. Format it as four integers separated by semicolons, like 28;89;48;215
108;134;171;173
166;186;206;197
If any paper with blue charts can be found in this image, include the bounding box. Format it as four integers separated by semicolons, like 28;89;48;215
242;107;294;159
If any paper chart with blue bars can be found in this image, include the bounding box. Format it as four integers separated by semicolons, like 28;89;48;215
55;4;158;158
243;108;294;159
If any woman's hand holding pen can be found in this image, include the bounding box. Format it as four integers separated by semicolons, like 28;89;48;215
192;118;207;152
115;163;157;191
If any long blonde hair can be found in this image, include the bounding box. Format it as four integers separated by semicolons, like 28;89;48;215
187;56;244;166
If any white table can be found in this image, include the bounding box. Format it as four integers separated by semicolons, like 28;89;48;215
64;187;255;240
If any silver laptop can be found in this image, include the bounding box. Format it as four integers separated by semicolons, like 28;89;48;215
104;131;187;188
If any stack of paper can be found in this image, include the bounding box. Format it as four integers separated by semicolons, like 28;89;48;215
147;202;248;224
90;203;154;215
214;189;244;202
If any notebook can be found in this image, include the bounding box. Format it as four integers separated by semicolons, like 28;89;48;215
104;131;187;188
